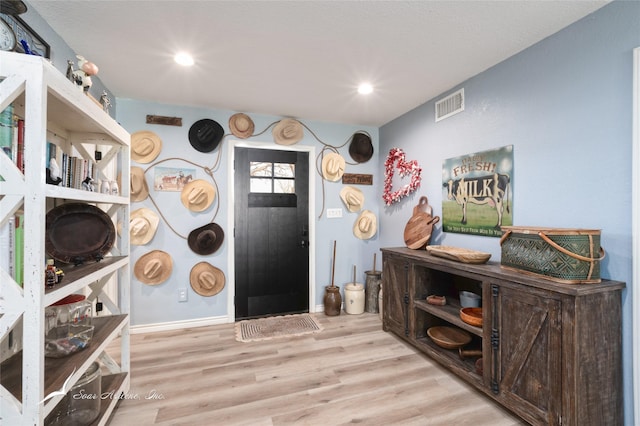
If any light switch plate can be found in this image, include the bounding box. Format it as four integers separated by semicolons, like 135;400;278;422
326;208;343;218
178;288;188;302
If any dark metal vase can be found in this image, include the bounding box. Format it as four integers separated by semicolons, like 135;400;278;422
324;286;342;316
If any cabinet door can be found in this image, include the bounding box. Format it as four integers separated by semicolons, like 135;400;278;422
492;284;562;425
382;255;409;337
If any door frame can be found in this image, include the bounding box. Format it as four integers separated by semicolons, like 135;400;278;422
227;140;316;322
632;46;639;425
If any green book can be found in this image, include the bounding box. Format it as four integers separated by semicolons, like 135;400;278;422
0;104;14;160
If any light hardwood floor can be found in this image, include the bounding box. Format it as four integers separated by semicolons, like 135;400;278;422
107;313;524;425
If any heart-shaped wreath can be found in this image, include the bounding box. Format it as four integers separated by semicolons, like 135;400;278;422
383;147;422;206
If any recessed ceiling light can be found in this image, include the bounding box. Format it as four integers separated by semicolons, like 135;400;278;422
358;83;373;95
174;52;194;66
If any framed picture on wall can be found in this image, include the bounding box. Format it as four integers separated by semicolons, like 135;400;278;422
441;145;514;237
0;13;50;58
153;166;196;192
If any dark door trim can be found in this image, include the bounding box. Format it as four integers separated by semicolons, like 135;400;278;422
227;140;316;322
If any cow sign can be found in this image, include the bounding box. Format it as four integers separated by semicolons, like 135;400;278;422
442;145;513;237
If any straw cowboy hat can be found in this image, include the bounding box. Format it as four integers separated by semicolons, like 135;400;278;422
229;113;255;139
190;262;225;297
130;166;149;202
131;130;162;163
129;207;160;245
181;179;216;212
188;118;224;153
340;186;364;212
134;250;173;285
348;132;374;163
188;223;224;255
321;152;346;182
353;210;377;240
272;118;304;145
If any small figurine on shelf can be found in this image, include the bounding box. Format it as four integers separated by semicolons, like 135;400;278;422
71;55;99;93
82;176;95;191
45;259;57;288
46;158;62;185
99;90;112;113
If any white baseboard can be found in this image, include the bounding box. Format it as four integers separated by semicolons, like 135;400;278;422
130;315;230;334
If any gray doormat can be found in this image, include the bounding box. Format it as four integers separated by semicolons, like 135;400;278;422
235;313;323;342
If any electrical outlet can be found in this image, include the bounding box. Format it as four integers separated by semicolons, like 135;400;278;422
326;208;343;218
178;288;188;302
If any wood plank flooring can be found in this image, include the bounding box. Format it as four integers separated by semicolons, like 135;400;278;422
107;313;524;425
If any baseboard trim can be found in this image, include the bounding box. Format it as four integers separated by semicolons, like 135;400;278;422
130;315;230;334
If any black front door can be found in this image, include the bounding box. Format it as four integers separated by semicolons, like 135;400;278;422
234;147;309;320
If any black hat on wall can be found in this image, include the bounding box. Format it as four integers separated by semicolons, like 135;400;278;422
188;223;224;255
189;119;224;152
348;132;373;163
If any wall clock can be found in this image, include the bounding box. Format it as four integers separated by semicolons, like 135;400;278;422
0;17;16;51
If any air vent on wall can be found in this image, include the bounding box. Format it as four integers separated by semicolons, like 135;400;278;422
435;88;464;122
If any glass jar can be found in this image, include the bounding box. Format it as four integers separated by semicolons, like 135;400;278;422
46;362;102;425
45;294;94;358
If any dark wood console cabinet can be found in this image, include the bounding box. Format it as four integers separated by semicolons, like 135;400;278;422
381;247;624;426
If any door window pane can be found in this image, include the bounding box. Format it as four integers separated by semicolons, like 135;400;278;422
250;162;272;177
274;179;295;194
250;178;272;193
274;163;295;178
249;161;295;193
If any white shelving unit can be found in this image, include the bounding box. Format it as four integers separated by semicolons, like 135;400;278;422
0;52;130;425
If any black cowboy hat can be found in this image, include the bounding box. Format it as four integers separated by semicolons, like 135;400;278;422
348;132;374;163
188;223;224;255
188;119;224;153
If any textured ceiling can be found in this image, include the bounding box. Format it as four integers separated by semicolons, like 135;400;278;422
27;1;609;126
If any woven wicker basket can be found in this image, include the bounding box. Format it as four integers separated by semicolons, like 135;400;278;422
500;226;605;284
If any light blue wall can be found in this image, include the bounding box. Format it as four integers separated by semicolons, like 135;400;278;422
379;1;639;423
116;100;379;325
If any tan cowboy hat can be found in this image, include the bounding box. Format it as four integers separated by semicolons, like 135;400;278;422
134;250;173;285
340;186;364;212
130;166;149;202
272;118;304;145
190;262;225;297
229;113;255;139
129;207;159;245
181;179;216;212
131;130;162;163
353;210;377;240
321;152;346;182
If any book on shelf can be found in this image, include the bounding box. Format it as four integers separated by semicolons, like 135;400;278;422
0;213;25;288
0;104;13;160
13;213;23;287
0;216;15;280
0;105;25;173
15;119;24;173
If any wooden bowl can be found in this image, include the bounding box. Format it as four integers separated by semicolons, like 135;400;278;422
426;326;471;349
426;245;491;264
460;307;483;327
